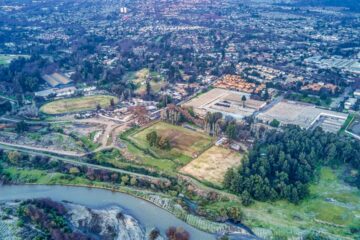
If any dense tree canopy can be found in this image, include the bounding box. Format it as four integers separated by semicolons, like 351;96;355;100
224;126;360;204
0;56;48;93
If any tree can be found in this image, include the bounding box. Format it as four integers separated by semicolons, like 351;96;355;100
226;206;244;223
69;167;80;175
146;81;152;98
270;119;280;128
241;95;247;108
121;175;130;185
130;176;137;186
149;228;160;240
146;131;158;147
166;227;190;240
7;151;21;165
110;98;115;108
241;190;253;206
219;235;230;240
15;120;28;133
223;169;235;189
0;160;3;175
224;125;360;203
188;107;195;117
158;136;171;150
0;101;12;115
226;123;237;139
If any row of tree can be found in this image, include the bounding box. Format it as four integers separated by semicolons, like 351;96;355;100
224;125;360;204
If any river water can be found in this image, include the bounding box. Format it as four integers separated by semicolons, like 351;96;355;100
0;185;216;240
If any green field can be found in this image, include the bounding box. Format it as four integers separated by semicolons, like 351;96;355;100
3;167;93;185
123;68;166;95
0;54;30;65
242;167;360;239
40;95;119;114
286;93;332;107
120;122;213;173
129;121;213;161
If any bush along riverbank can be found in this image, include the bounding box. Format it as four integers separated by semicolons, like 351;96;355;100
0;149;254;238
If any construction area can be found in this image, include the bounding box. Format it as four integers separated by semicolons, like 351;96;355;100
183;88;266;120
257;100;348;132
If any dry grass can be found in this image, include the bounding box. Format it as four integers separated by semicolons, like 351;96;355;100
181;146;242;185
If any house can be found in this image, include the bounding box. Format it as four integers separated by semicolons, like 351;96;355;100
35;89;56;98
55;87;77;97
230;143;241;151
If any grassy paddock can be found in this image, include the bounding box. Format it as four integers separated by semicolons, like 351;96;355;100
40;95;119;115
129;121;213;161
120;123;214;173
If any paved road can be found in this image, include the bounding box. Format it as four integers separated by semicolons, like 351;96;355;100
0;96;17;103
0;143;168;182
0;141;83;157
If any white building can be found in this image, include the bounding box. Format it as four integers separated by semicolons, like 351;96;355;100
120;7;128;13
354;90;360;99
345;98;357;110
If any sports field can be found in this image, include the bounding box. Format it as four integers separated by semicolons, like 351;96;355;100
40;95;118;114
129;121;213;161
181;146;242;185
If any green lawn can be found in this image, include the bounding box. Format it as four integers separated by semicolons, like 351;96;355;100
0;54;30;65
40;95;119;114
123;68;166;95
129;121;213;162
286;93;332;107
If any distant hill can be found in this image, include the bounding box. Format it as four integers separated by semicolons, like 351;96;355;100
294;0;360;12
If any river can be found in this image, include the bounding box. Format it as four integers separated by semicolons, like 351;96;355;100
0;185;216;240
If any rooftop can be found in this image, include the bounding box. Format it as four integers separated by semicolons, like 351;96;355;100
42;72;72;88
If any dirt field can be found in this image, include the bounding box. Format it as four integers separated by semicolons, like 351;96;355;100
130;121;213;159
40;95;119;115
181;146;242;185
